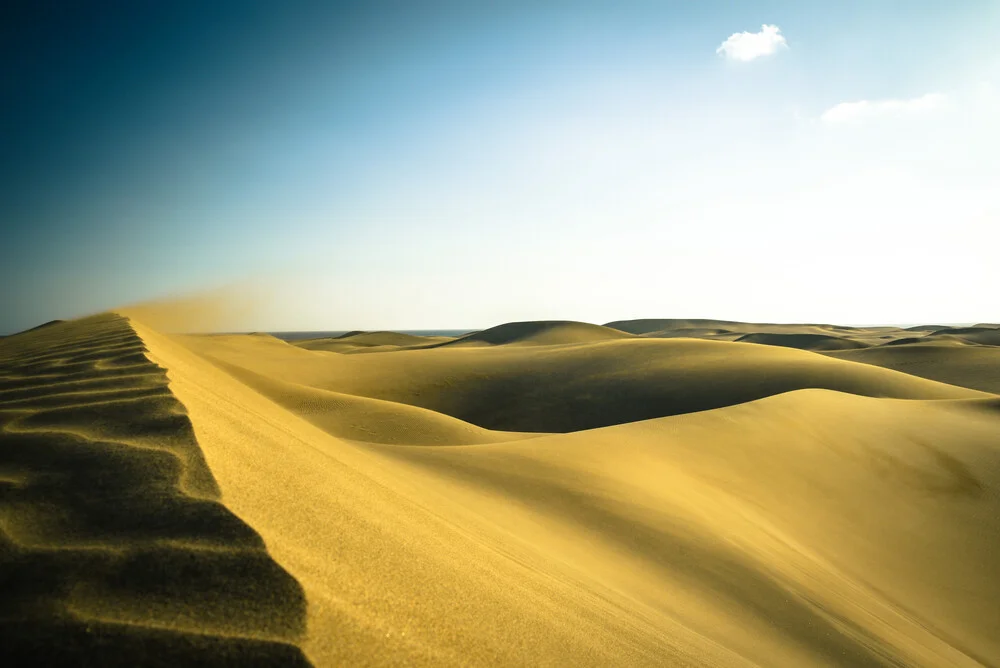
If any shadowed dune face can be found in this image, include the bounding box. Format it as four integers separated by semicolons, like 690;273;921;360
828;344;1000;394
734;332;870;351
0;315;309;666
439;320;633;347
296;330;455;354
926;326;1000;346
185;334;986;433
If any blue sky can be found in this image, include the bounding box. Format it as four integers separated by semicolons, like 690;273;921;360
2;1;997;332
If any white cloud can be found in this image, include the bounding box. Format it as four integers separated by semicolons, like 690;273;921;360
716;25;787;62
820;93;948;123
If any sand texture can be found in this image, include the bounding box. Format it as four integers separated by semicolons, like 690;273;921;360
2;315;998;666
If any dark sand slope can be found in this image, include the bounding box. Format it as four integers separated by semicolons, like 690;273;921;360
439;320;633;347
829;343;1000;394
225;336;988;432
925;327;1000;347
207;356;534;446
734;332;870;351
296;330;455;354
0;315;309;666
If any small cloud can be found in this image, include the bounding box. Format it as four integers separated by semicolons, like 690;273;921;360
820;93;948;123
716;25;787;62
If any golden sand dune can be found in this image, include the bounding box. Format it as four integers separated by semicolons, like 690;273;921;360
206;356;532;446
606;318;884;337
297;331;455;354
922;327;1000;347
829;343;1000;394
439;320;633;347
4;314;999;666
733;331;871;351
184;332;986;432
605;319;927;347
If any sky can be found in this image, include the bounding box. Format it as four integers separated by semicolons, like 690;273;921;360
2;0;998;333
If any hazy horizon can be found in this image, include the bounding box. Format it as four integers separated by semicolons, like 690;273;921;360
3;1;997;333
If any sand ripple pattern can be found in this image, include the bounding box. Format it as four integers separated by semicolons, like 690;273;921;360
0;315;310;666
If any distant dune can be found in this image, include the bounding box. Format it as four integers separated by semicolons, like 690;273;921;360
3;319;65;337
828;343;1000;394
163;325;986;435
904;324;947;332
605;318;866;336
3;314;999;666
296;330;454;354
927;326;1000;346
439;320;632;347
604;318;749;334
734;332;870;351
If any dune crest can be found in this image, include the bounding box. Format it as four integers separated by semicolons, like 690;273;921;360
0;315;309;665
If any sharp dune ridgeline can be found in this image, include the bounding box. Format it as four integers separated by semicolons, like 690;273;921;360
2;314;999;666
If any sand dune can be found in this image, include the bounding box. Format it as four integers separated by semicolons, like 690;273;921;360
207;356;532;445
188;333;987;432
604;318;751;333
734;331;870;350
4;313;999;666
924;327;1000;347
606;318;876;336
437;320;633;347
605;318;925;347
0;315;308;665
829;343;1000;394
297;331;456;354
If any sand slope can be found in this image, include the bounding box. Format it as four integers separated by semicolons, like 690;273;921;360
829;343;1000;394
378;391;1000;666
192;333;988;432
296;331;455;354
6;314;999;666
130;317;1000;667
0;315;308;665
734;331;870;351
437;320;633;347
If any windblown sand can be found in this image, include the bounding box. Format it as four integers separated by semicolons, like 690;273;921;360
2;315;998;666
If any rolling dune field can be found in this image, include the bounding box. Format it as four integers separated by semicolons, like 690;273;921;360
2;314;998;666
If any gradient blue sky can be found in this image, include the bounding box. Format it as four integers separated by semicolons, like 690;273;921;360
2;1;997;333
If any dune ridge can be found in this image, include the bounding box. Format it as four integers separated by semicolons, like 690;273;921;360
0;315;309;665
128;316;1000;666
5;312;999;666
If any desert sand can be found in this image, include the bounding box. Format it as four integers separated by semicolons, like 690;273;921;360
2;314;999;666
